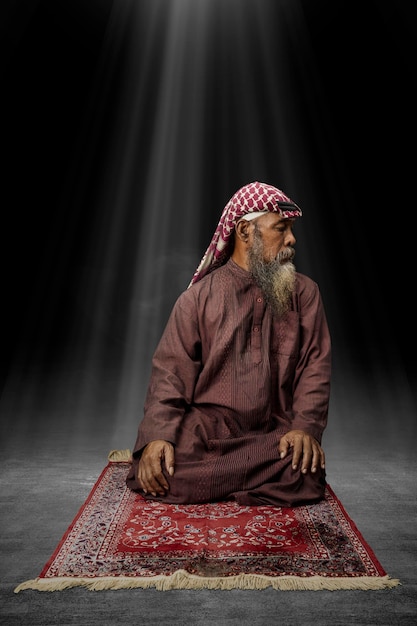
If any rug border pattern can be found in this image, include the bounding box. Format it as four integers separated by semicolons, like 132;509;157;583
14;454;401;592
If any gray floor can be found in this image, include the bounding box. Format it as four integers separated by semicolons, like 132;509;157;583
1;365;416;626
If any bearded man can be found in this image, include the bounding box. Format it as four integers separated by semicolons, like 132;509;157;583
126;181;331;507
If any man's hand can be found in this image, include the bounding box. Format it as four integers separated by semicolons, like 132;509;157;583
137;440;175;496
278;429;325;474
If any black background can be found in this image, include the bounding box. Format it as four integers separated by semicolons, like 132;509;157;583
2;0;416;405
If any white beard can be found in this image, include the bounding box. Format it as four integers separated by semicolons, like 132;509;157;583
248;229;296;316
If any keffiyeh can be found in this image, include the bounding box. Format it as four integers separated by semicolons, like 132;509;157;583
189;181;302;286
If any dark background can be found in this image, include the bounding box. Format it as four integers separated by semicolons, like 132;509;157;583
2;0;415;436
2;4;416;620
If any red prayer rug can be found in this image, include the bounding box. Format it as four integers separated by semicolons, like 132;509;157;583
14;451;400;592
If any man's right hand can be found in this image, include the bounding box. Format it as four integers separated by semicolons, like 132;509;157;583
137;440;175;496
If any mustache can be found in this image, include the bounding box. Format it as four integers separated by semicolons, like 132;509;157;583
277;247;295;263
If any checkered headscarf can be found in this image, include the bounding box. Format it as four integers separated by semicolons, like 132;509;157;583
189;181;302;286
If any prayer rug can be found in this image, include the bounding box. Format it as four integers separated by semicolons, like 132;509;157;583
14;451;400;592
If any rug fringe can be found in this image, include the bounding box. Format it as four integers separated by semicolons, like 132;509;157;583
14;459;401;594
14;572;401;593
107;449;132;462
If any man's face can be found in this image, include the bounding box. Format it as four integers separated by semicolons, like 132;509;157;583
249;213;296;263
247;213;297;315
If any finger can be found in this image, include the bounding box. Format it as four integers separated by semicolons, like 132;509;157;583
279;437;290;459
291;439;304;470
300;444;313;474
149;464;170;494
163;445;175;476
143;473;168;496
137;466;151;494
311;446;321;473
137;471;152;494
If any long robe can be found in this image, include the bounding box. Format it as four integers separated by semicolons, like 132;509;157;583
126;259;331;506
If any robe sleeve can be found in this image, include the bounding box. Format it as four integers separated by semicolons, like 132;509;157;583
290;279;332;443
133;291;202;455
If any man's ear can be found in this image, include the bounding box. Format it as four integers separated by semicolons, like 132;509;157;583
235;219;251;243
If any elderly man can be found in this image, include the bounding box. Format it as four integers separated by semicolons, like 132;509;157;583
126;181;331;507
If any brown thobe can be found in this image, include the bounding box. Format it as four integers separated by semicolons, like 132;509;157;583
126;259;331;507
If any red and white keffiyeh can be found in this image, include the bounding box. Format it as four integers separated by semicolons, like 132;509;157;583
189;181;302;286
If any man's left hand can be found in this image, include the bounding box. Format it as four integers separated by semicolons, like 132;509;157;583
278;429;325;474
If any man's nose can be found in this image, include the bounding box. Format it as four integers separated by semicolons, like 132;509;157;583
285;231;296;247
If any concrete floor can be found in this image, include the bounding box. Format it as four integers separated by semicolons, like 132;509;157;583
1;365;416;626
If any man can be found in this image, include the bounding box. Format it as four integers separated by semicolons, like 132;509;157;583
126;181;331;507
